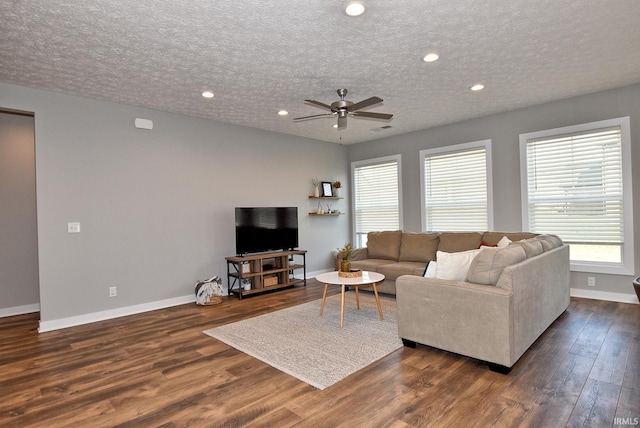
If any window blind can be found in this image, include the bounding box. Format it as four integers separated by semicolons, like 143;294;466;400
525;126;623;244
423;147;488;231
354;160;400;238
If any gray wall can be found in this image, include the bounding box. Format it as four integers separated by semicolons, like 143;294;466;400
348;83;640;296
1;82;350;324
0;111;39;312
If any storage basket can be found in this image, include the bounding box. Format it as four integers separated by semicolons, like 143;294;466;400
202;295;223;305
264;276;278;287
195;276;224;305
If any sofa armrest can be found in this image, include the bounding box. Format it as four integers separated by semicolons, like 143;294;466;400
496;245;570;360
396;275;514;366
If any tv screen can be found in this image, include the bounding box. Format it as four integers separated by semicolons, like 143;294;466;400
235;207;299;255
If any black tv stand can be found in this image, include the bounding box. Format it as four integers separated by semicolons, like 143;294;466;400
225;250;307;299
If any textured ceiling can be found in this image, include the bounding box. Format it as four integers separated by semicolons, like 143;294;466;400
2;0;640;145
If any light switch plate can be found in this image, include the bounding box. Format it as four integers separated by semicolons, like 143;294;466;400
67;222;81;233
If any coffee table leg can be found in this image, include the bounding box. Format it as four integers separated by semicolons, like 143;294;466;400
320;283;329;316
341;284;346;328
372;282;384;320
355;285;360;309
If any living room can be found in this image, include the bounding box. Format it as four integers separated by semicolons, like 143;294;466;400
3;79;639;329
1;1;639;425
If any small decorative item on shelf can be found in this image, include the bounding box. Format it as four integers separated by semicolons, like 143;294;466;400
333;181;342;198
337;243;355;272
321;181;333;197
241;278;251;291
312;177;319;197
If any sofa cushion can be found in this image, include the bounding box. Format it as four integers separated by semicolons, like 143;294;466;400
378;262;426;281
535;234;563;251
435;249;482;281
349;259;396;273
366;230;402;261
466;245;527;285
481;232;538;246
399;232;439;262
514;238;544;258
438;232;483;253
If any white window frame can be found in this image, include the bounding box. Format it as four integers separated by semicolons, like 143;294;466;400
519;117;634;275
351;154;403;247
420;140;494;232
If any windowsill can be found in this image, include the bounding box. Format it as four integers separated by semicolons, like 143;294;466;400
571;262;635;276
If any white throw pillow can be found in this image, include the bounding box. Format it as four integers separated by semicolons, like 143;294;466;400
435;249;482;281
497;236;512;247
423;261;437;278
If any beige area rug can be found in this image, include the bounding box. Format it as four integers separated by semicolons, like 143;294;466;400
203;292;402;390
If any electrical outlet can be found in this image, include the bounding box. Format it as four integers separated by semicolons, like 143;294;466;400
67;222;81;233
587;277;596;287
109;286;117;297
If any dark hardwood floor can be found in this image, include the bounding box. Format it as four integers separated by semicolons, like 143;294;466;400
1;280;638;427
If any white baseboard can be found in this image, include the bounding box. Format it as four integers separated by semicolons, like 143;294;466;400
570;288;639;304
38;272;333;333
0;303;40;318
38;294;196;333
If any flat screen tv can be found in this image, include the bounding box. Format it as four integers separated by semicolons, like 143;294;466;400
235;207;299;255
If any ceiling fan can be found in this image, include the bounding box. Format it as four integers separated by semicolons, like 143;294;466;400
293;89;393;129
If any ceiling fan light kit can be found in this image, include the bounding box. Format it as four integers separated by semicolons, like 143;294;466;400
293;88;393;130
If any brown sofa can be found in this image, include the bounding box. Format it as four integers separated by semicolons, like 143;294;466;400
349;230;539;294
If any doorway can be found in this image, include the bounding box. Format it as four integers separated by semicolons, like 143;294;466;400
0;109;39;317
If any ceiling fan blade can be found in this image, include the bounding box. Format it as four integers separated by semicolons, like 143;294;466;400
304;99;335;111
293;113;335;121
337;116;347;129
352;111;394;120
348;96;383;112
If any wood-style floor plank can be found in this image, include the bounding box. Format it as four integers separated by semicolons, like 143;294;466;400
0;281;638;427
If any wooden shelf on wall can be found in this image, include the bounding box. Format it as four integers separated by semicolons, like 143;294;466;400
308;196;343;200
308;212;344;216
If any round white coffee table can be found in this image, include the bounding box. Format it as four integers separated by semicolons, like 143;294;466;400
315;271;385;328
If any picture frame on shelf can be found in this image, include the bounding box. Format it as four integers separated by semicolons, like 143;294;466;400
321;181;333;197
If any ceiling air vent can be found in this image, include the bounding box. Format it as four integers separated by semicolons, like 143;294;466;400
371;125;393;131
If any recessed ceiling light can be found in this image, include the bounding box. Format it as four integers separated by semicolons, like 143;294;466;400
470;84;485;91
423;53;439;63
278;110;288;116
345;1;365;16
201;91;214;98
333;124;339;129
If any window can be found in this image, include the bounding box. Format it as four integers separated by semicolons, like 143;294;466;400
420;140;493;232
351;155;402;247
520;117;634;275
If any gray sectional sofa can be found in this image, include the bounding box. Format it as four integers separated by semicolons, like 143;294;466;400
350;230;571;372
